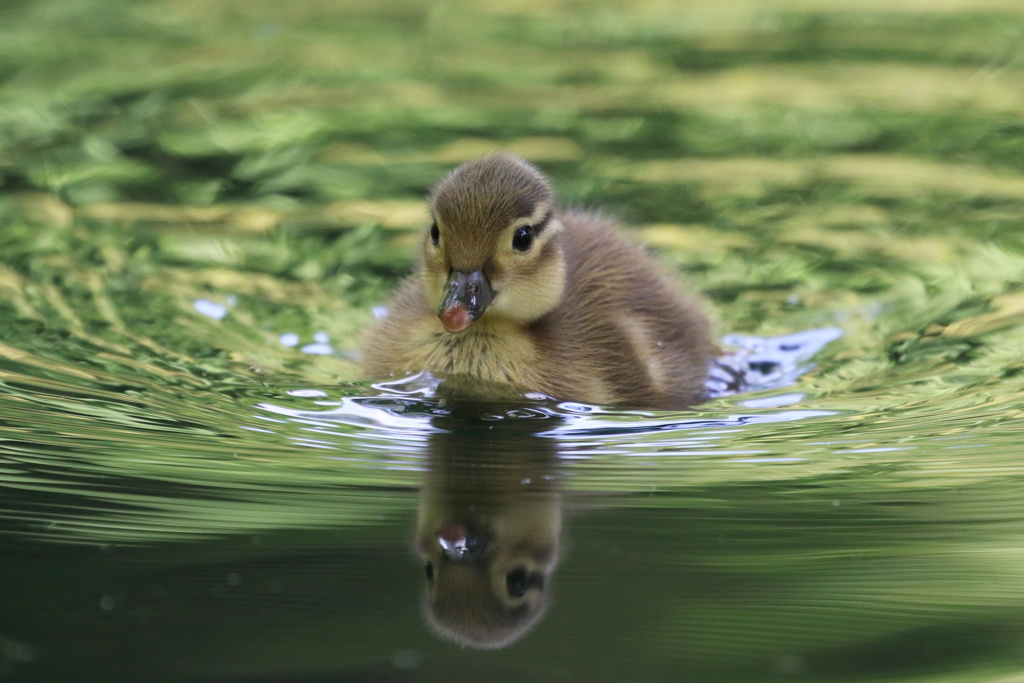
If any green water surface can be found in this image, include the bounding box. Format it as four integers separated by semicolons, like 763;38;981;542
2;0;1024;681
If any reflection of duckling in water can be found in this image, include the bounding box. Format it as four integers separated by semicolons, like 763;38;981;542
363;153;714;409
415;420;561;649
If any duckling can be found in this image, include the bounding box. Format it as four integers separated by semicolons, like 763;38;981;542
362;153;714;408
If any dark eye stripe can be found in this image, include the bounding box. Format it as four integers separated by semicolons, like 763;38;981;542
533;208;553;235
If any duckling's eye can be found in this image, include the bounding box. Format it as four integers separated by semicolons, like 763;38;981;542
425;561;434;581
430;222;440;247
512;225;535;252
506;567;528;597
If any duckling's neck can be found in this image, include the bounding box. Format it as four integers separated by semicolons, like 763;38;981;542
423;317;541;394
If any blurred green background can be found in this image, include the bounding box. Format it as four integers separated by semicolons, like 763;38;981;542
4;0;1024;389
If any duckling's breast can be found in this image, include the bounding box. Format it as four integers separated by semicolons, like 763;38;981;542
420;321;540;389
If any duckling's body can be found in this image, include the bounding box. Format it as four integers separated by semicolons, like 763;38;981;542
362;154;713;408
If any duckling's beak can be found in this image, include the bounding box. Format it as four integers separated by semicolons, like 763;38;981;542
439;270;494;333
437;523;487;562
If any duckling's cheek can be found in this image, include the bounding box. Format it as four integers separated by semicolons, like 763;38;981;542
420;269;449;307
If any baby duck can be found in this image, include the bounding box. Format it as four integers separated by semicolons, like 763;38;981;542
362;153;714;409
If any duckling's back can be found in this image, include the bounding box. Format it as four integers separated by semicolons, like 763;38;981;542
528;210;714;408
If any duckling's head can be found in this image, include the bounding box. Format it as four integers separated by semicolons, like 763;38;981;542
422;154;566;333
419;519;556;649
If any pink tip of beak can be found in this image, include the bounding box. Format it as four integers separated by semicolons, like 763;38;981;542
440;305;473;333
438;524;469;545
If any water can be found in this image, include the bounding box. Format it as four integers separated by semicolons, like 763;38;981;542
4;0;1024;680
